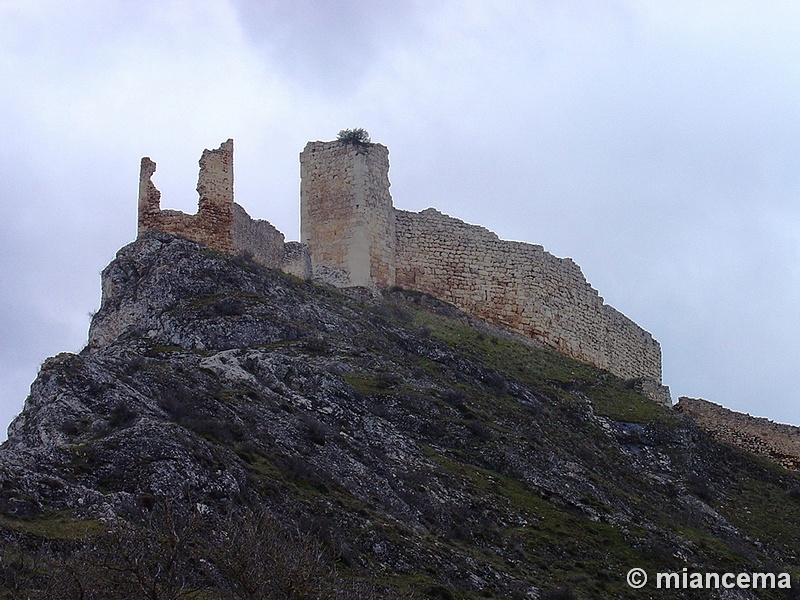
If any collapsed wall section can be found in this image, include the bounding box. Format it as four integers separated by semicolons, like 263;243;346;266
137;140;306;277
395;208;665;393
138;140;234;253
231;202;310;278
300;141;395;289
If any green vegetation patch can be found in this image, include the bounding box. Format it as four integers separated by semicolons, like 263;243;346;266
422;445;670;597
0;511;105;541
412;308;673;424
719;474;800;556
343;371;405;396
147;344;185;355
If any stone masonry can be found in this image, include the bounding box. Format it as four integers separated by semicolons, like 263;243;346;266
676;397;800;471
139;140;235;253
300;141;395;289
137;140;291;272
137;137;669;404
394;208;663;384
298;140;668;404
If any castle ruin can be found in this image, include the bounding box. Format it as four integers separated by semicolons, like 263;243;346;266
137;138;671;405
139;140;235;253
138;139;310;280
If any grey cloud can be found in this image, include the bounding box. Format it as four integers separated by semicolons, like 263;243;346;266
231;0;422;93
2;1;800;440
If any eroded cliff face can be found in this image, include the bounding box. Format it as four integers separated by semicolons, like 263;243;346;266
86;232;309;352
2;233;799;598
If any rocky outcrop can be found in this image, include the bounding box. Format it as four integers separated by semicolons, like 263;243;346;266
1;233;798;598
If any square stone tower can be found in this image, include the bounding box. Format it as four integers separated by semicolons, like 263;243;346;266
300;140;396;289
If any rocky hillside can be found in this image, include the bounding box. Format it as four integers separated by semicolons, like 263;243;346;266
1;232;799;599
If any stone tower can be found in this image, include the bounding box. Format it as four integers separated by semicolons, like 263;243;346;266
299;140;396;289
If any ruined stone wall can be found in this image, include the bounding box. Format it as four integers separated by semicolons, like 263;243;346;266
137;140;308;278
231;202;285;269
139;137;668;403
282;242;312;280
300;141;395;289
676;397;800;470
138;140;234;253
394;208;664;389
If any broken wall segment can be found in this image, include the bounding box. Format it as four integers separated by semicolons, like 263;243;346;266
137;157;162;238
676;397;800;470
232;203;285;269
136;140;304;275
282;242;313;280
137;139;235;253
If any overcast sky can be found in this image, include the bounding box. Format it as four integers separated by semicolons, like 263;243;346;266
2;0;799;440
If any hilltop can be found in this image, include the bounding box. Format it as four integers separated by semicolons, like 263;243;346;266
1;232;799;599
137;138;669;405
